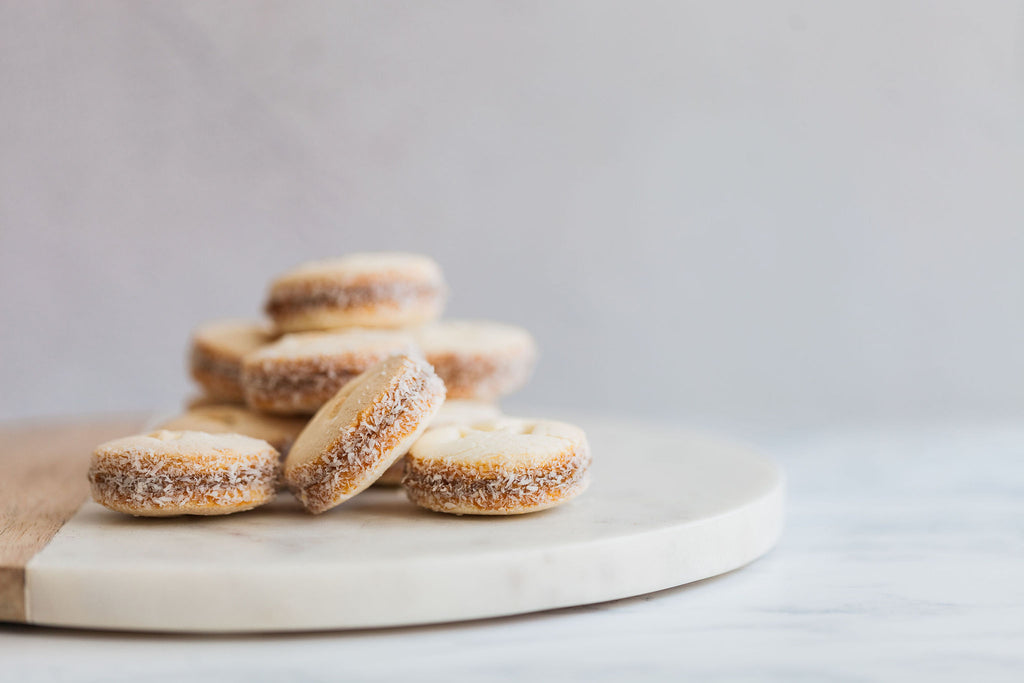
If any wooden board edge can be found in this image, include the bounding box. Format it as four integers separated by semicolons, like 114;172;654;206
0;416;147;623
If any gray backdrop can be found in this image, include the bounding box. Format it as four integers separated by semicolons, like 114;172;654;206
2;1;1022;428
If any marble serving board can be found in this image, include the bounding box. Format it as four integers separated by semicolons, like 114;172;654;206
0;416;784;633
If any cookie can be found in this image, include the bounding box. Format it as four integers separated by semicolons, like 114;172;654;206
241;329;418;415
184;394;231;410
266;253;446;333
374;399;503;486
415;320;536;399
189;320;273;402
404;418;590;515
88;430;280;517
284;354;445;514
157;405;308;455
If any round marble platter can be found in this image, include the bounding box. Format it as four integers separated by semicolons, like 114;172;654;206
24;418;785;633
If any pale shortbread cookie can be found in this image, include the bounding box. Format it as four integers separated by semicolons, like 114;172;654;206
404;418;590;515
415;320;536;400
157;405;308;456
266;253;446;333
375;399;504;486
241;329;418;415
89;430;280;517
284;355;445;514
189;320;273;402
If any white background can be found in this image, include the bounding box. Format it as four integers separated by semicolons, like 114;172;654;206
1;1;1022;427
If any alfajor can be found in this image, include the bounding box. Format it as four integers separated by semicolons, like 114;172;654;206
189;320;273;402
284;355;445;514
404;418;590;515
266;253;446;332
89;430;280;517
414;320;536;400
241;329;418;415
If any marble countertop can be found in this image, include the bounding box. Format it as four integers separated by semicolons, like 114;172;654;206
2;420;1022;682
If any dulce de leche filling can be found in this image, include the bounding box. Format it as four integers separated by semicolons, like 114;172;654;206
266;280;440;317
404;447;591;512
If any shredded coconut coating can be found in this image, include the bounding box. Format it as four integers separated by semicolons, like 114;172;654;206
265;253;446;332
284;355;446;514
88;430;281;517
403;419;591;515
415;321;537;399
189;320;273;401
241;331;418;414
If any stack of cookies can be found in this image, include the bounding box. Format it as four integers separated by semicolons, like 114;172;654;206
88;253;591;518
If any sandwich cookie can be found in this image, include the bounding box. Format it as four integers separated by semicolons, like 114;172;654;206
157;405;308;456
241;329;418;415
266;253;446;333
404;418;590;515
89;430;280;517
284;355;445;514
189;320;273;402
415;320;536;400
375;399;504;486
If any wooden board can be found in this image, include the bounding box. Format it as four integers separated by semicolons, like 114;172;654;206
1;416;784;632
0;416;144;621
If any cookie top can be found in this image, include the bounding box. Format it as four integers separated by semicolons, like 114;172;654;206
269;253;443;292
285;355;443;474
95;429;276;459
247;329;418;363
430;399;502;428
414;320;535;356
157;406;307;451
411;418;586;468
191;320;272;360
